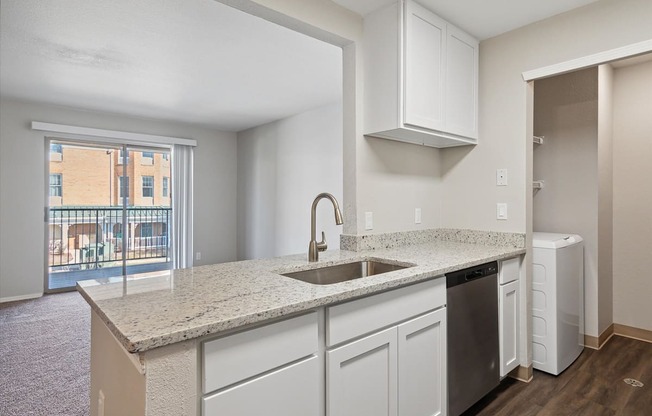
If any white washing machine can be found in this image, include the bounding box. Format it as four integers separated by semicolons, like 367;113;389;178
532;232;584;375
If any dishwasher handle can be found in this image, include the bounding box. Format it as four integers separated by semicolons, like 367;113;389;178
446;261;498;288
465;269;485;281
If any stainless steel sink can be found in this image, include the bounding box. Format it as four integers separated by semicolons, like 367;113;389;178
281;260;413;285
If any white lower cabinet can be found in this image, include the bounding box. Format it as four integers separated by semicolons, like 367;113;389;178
203;356;320;416
499;279;519;377
398;308;447;416
201;312;319;416
327;327;398;416
327;307;447;416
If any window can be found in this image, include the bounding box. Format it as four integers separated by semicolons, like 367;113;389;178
162;153;169;161
142;176;154;197
119;176;129;198
119;149;128;164
49;174;62;196
50;143;62;153
140;223;153;238
142;151;154;158
162;177;169;197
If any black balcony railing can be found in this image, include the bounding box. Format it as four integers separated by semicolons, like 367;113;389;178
48;206;171;272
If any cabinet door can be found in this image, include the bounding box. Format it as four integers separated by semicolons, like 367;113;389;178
403;0;446;132
327;327;397;416
203;356;320;416
398;308;447;416
445;24;478;139
499;280;519;377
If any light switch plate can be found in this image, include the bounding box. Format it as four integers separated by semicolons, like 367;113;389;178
415;208;422;224
497;169;508;186
365;212;373;230
497;203;508;220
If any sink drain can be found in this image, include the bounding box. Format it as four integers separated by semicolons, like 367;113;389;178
624;378;644;388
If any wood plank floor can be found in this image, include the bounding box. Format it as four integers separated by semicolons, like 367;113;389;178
462;336;652;416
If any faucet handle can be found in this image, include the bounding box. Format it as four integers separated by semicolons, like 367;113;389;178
317;231;328;252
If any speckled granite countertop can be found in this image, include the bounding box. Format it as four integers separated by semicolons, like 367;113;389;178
77;239;525;353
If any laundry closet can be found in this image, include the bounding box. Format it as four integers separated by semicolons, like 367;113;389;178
532;54;652;348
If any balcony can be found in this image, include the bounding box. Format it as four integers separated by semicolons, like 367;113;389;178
48;206;172;290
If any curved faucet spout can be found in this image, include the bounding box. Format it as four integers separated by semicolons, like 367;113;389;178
309;193;343;262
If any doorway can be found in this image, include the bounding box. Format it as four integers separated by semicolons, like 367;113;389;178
46;140;172;291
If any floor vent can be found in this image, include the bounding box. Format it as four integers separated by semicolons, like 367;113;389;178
623;378;644;388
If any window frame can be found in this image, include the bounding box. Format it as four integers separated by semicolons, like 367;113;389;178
119;176;130;198
49;173;62;197
162;176;169;198
142;175;154;198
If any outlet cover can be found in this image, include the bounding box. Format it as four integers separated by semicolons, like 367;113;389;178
497;169;508;186
195;252;202;261
365;212;373;230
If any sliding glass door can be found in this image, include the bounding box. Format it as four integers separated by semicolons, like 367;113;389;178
46;140;172;291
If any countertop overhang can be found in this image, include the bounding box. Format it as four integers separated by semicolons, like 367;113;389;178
77;240;525;353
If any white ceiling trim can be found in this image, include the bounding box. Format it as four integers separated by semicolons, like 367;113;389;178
522;39;652;81
32;122;197;147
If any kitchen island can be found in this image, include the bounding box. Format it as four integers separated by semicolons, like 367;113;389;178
78;229;525;416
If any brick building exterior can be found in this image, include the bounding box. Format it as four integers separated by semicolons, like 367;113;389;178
49;144;171;207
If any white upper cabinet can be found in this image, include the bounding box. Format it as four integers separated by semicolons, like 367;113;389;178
403;1;446;132
363;0;479;148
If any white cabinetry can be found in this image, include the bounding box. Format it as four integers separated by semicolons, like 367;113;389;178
364;0;478;148
327;279;447;416
398;308;447;416
498;257;520;377
327;327;398;416
202;313;320;416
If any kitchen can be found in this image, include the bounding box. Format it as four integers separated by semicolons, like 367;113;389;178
1;0;651;415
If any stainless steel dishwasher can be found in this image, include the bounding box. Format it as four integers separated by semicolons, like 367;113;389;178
447;261;500;416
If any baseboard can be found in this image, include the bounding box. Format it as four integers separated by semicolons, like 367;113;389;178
614;323;652;343
584;324;615;350
0;292;43;303
508;365;533;383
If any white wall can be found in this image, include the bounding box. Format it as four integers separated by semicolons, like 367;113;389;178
532;68;601;337
442;0;652;234
455;0;651;365
237;103;343;259
612;59;652;332
0;99;237;301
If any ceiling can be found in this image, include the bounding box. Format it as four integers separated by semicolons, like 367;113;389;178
332;0;600;40
0;0;342;132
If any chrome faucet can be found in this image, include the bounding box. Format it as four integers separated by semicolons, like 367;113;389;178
308;193;343;262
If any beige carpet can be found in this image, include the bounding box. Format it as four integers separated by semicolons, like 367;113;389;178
0;291;90;415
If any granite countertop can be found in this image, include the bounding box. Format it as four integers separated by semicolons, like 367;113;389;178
77;238;525;354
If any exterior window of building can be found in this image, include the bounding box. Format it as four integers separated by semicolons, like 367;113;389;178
140;223;153;237
163;177;169;197
142;176;154;197
50;143;63;154
162;153;169;161
119;149;128;164
142;151;154;158
49;174;62;196
119;176;129;197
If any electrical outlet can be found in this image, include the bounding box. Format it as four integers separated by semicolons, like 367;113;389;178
496;169;508;186
195;252;201;261
415;208;422;224
497;203;508;220
365;212;373;230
